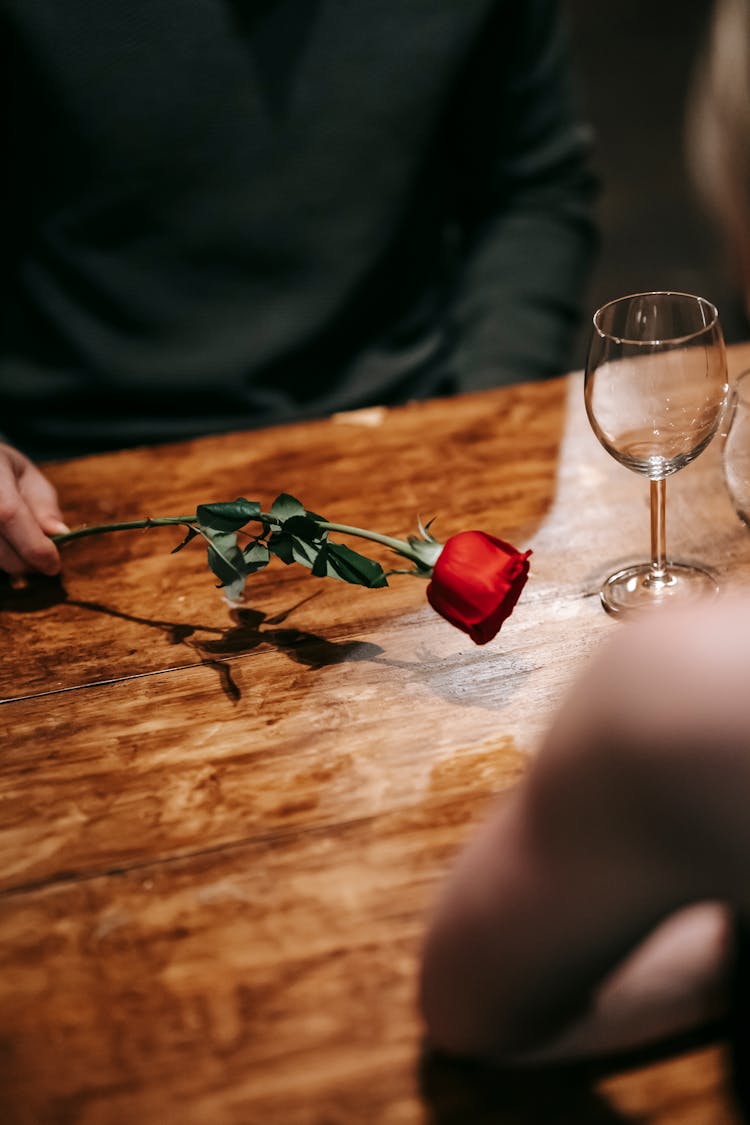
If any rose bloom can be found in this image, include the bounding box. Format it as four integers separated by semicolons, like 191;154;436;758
426;531;531;645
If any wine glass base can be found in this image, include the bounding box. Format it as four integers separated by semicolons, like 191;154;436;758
600;562;719;618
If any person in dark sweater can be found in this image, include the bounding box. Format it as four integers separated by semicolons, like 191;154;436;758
0;0;596;577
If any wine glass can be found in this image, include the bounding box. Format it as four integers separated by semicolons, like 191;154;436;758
722;369;750;525
585;291;728;616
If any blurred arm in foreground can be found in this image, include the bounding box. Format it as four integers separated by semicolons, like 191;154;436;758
421;597;750;1069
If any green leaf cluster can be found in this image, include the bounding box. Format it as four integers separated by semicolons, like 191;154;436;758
187;494;389;594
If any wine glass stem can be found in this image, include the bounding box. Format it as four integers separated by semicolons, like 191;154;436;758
649;477;667;581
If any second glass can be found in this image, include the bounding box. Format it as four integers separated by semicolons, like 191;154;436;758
585;291;728;616
723;369;750;526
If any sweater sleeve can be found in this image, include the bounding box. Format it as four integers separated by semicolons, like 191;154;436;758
443;0;598;389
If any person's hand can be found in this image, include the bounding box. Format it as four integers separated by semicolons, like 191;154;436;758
0;442;69;578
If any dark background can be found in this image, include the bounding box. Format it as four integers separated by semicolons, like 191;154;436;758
565;0;747;365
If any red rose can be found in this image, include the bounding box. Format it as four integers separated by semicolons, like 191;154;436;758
426;531;531;645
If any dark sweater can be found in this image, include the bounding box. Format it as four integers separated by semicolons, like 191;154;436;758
0;0;596;459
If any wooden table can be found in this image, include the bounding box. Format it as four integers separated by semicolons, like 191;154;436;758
4;345;750;1125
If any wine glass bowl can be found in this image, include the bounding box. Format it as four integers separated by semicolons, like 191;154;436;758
585;292;728;616
587;350;726;477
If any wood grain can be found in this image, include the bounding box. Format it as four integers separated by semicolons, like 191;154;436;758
2;350;750;1123
0;804;740;1125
